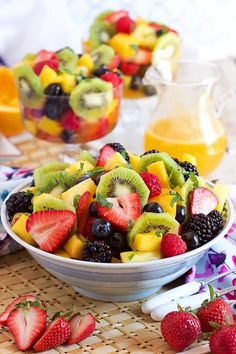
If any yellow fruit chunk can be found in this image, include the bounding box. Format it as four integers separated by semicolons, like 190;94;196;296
60;178;96;205
24;119;37;136
181;153;197;166
147;161;169;188
161;188;171;195
39;65;58;89
129;153;140;171
121;250;161;263
213;184;228;213
11;214;36;246
64;234;85;259
66;160;94;175
54;249;71;258
133;24;157;49
21;186;37;195
77;53;94;72
136;16;149;25
111;257;121;263
38;117;63;136
104;152;127;170
109;34;139;60
150;195;176;217
57;73;76;93
75;66;89;76
105;99;118;116
133;232;163;251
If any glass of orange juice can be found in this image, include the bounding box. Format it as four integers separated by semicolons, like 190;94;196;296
143;61;228;176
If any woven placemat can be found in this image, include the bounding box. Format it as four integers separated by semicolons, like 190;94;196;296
1;137;209;353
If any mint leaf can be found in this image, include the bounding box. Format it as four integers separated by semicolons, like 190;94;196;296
96;193;113;209
127;220;134;231
58;64;73;75
130;44;139;52
74;194;80;209
155;231;162;237
85;167;104;178
170;191;183;206
189;172;200;189
128;252;136;261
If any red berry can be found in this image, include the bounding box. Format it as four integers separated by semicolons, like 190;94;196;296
33;59;59;75
190;187;218;215
116;15;136;34
161;311;201;351
120;61;140;76
67;313;96;345
0;294;37;325
96;144;116;167
139;172;161;198
105;10;128;24
100;71;122;88
209;324;236;354
83;217;96;240
35;50;57;63
197;298;234;333
61;110;81;131
76;191;93;234
108;54;120;69
161;233;187;258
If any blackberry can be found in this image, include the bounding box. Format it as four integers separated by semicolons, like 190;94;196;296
175;159;199;181
107;143;130;162
208;210;224;233
183;213;214;246
141;149;159;156
6;191;33;219
83;240;112;263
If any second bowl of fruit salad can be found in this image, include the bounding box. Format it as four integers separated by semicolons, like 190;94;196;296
1;144;234;302
13;48;123;145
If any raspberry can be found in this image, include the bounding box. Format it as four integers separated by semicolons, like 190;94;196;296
139;172;161;198
120;62;140;76
100;72;122;88
161;233;187;258
116;16;136;34
61;110;80;131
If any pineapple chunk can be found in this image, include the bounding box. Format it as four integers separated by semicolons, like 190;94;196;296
64;234;85;259
104;152;127;170
147;161;169;188
133;232;163;251
133;24;157;49
57;73;76;93
60;178;96;205
38;117;63;136
121;250;161;263
65;160;94;175
39;65;58;89
54;249;71;258
77;53;94;72
181;153;197;166
109;34;139;60
149;195;177;217
213;184;228;212
11;214;36;246
129;153;140;171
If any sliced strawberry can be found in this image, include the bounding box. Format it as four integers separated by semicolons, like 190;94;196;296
116;15;136;34
35;49;57;63
61;109;81;131
0;294;36;325
7;300;46;351
108;54;120;69
83;217;96;240
100;71;122;88
149;22;163;31
34;316;71;352
33;59;59;75
131;48;152;65
96;193;141;231
190;187;219;215
77;192;93;234
120;61;140;76
26;210;76;252
105;10;128;23
96;144;116;167
67;313;96;345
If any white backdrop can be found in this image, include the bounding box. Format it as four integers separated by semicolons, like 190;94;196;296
0;0;236;64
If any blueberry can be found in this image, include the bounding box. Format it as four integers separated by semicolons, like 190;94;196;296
130;76;142;91
109;232;128;252
143;202;163;213
182;231;200;250
44;95;69;119
94;64;109;77
76;174;91;184
176;205;186;224
91;218;112;240
44;84;64;96
93;172;105;186
89;202;98;217
60;130;75;143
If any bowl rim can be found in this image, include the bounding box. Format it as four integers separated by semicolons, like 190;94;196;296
1;178;234;269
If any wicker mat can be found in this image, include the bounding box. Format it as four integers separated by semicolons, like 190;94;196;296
1;137;209;354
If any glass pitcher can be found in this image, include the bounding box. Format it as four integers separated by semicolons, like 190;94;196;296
143;61;228;176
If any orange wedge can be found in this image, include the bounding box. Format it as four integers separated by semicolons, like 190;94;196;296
0;66;24;136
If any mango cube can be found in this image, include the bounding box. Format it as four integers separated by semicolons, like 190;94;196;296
129;153;140;171
109;34;139;60
11;214;36;246
149;194;177;217
64;234;85;259
77;53;94;72
39;65;58;89
133;232;163;251
57;73;76;93
38;117;63;136
54;249;71;258
147;161;169;188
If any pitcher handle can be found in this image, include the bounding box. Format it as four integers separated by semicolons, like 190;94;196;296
215;87;236;115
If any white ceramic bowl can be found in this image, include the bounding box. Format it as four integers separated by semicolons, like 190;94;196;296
1;179;234;302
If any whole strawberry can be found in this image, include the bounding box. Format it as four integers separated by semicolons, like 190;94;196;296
161;233;187;257
197;298;234;332
161;310;201;351
209;324;236;354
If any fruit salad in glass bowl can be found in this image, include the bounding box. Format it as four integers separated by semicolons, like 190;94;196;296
13;48;123;148
84;9;180;99
1;145;233;301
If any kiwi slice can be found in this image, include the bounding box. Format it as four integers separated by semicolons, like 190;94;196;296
13;65;43;108
96;166;149;207
69;78;113;120
94;10;113;22
91;44;115;69
33;193;75;212
78;150;96;166
128;212;180;248
152;32;181;67
34;162;68;189
36;171;69;194
57;47;77;71
137;152;185;187
90;23;115;49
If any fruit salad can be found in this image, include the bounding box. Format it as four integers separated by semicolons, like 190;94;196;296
13;48;123;144
7;144;228;263
84;9;180;98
